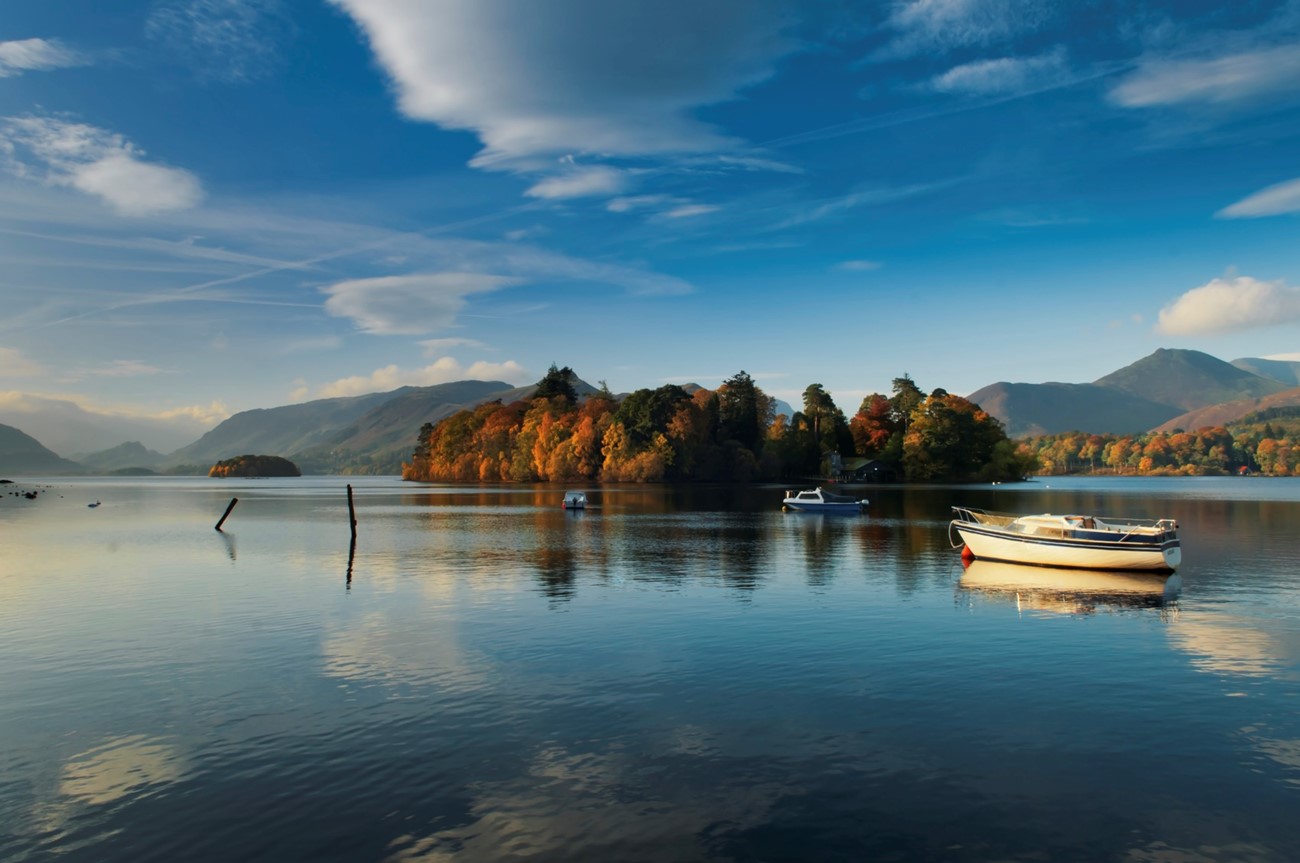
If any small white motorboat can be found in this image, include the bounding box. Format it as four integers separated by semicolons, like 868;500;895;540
950;506;1180;571
782;487;868;513
561;491;588;510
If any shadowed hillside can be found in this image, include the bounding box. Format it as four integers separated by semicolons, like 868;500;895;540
965;382;1180;437
0;423;83;475
75;441;166;472
296;378;604;473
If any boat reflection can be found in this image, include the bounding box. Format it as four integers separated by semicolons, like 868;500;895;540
958;559;1181;615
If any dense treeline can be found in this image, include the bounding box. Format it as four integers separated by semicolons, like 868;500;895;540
402;365;1035;483
1021;416;1300;476
209;454;302;478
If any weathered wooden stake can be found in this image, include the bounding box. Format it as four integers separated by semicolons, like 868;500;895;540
215;496;238;531
347;484;357;539
346;534;357;589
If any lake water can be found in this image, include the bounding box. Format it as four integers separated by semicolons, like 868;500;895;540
2;475;1299;862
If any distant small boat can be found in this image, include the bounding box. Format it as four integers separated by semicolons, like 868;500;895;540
782;487;868;513
88;500;101;508
950;506;1180;571
561;491;588;510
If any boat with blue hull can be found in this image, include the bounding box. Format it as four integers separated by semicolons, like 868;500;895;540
950;506;1181;571
782;487;868;513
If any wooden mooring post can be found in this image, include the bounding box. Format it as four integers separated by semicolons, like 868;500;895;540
347;484;357;540
215;497;238;531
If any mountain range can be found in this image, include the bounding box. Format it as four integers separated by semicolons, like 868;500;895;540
2;349;1298;475
968;349;1299;437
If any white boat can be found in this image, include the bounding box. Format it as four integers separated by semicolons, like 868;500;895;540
782;487;868;513
561;491;588;510
950;506;1180;571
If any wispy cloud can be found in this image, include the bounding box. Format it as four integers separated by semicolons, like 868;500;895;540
1218;176;1300;218
80;360;169;378
326;0;794;170
0;348;47;378
525;166;628;199
322;273;524;336
145;0;292;84
313;358;530;398
1157;275;1300;336
419;337;489;355
661;204;719;219
774;180;958;229
607;194;676;213
0;115;203;215
1110;43;1300;108
877;0;1055;60
835;259;881;271
930;47;1068;95
0;390;229;452
0;38;87;77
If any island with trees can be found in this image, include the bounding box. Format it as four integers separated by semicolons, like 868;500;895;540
402;365;1036;484
209;455;302;478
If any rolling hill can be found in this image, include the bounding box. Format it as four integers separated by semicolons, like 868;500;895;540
1231;357;1300;386
75;441;167;472
964;382;1181;437
0;423;84;475
969;349;1292;437
167;379;526;473
1093;348;1287;411
1151;386;1300;433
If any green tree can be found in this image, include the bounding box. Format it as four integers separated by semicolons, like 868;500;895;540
534;363;579;403
890;374;925;436
719;370;764;452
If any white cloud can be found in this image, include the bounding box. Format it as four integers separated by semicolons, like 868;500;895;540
1156;275;1300;336
0;115;203;215
525;166;627;199
315;358;530;398
930;48;1067;95
145;0;292;84
1110;43;1300;108
322;273;524;335
1218;176;1300;218
0;348;47;378
326;0;792;166
836;259;881;271
1263;352;1300;361
0;38;86;77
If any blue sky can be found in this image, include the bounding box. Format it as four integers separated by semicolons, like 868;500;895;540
2;0;1300;450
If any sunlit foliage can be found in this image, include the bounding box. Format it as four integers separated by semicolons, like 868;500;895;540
1019;416;1300;477
403;368;1032;484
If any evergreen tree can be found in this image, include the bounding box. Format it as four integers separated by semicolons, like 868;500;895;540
535;363;579;403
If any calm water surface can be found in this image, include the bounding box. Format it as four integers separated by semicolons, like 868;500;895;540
2;476;1298;862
